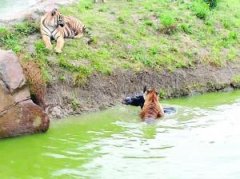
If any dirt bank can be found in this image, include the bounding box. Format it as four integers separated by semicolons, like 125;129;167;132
1;0;240;119
46;62;240;119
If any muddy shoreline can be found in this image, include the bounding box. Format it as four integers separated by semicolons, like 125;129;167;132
46;62;240;119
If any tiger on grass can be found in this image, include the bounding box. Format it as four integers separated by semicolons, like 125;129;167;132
140;88;164;122
40;8;91;53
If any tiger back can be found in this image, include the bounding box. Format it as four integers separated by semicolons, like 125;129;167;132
140;88;164;121
61;16;85;39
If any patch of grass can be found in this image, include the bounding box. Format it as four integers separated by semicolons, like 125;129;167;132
222;19;231;29
227;48;238;61
14;21;38;35
160;13;176;28
231;75;240;86
59;75;66;82
204;0;218;9
73;72;89;86
0;27;21;52
117;16;126;24
180;23;192;34
158;12;177;34
191;0;209;20
144;19;153;27
71;98;80;111
35;40;49;55
159;89;167;99
221;31;238;47
0;21;39;53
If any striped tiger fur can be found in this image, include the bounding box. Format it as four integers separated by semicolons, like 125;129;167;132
140;88;164;121
40;8;91;53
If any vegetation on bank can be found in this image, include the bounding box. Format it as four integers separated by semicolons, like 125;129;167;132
0;0;239;87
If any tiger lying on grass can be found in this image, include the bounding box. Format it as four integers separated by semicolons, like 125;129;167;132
40;8;91;53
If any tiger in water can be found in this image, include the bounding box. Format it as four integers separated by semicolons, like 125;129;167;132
140;88;164;122
40;8;91;53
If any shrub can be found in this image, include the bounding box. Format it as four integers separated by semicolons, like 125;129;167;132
14;22;38;35
204;0;217;9
231;75;240;87
159;13;177;34
222;31;238;47
160;14;176;28
0;27;21;52
191;0;209;20
180;23;192;34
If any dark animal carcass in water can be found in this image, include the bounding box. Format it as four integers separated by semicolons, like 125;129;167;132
122;87;176;114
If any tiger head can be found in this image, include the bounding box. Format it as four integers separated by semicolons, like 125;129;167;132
50;8;65;27
143;87;159;102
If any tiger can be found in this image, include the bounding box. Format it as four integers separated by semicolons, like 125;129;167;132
40;8;91;53
140;88;164;122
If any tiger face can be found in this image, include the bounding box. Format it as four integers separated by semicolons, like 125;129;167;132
51;8;65;27
144;88;159;102
143;86;159;101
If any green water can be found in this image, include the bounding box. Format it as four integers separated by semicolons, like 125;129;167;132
1;91;240;179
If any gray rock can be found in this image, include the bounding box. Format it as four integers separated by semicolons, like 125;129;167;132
0;50;26;93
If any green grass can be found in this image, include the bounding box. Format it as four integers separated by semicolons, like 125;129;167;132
0;21;38;53
191;0;210;20
232;75;240;84
160;13;176;28
0;27;21;52
0;0;240;84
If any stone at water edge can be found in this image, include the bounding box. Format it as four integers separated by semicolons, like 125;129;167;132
0;49;49;138
0;100;49;138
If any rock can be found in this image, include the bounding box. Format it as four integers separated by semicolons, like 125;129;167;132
13;86;31;103
0;100;49;138
0;50;49;138
0;82;15;112
0;50;26;93
50;106;65;119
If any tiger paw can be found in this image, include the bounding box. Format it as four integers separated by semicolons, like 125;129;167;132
54;48;62;53
46;45;53;50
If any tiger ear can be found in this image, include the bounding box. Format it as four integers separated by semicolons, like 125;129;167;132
51;8;57;16
143;86;147;93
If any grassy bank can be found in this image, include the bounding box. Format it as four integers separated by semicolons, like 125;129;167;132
0;0;240;85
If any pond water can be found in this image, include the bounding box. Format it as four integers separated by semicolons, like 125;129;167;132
1;90;240;178
0;0;40;21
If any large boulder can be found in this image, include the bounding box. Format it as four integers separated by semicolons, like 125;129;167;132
0;50;49;138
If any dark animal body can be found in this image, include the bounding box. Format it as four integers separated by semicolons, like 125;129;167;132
122;94;176;114
122;94;145;108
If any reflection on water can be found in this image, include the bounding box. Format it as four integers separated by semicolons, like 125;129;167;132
0;90;240;178
0;0;39;20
